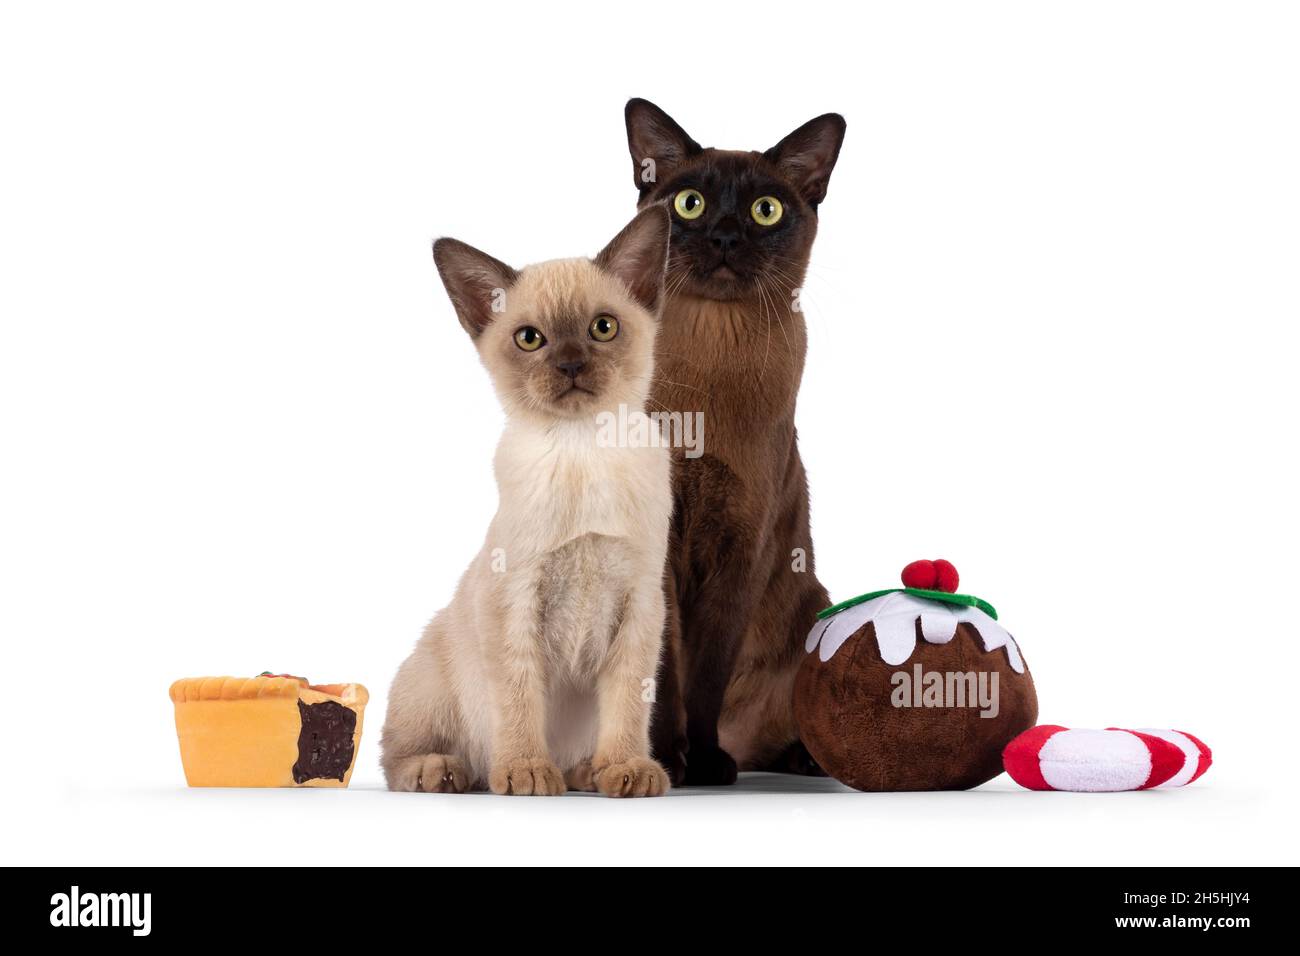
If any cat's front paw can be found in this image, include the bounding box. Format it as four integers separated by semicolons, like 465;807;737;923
683;744;738;786
593;756;670;797
653;743;688;787
489;757;567;796
651;731;688;787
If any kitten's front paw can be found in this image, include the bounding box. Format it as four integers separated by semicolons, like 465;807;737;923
593;756;670;798
387;754;470;793
489;757;567;796
683;744;738;786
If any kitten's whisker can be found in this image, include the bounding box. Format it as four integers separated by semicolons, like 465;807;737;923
651;377;708;394
643;396;672;414
654;348;706;369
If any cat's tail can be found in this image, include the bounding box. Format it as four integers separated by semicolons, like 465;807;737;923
759;739;828;776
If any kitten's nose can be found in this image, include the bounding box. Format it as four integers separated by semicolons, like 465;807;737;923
556;359;586;378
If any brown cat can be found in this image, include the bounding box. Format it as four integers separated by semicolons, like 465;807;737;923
624;98;845;784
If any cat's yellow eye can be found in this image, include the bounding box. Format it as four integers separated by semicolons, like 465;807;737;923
590;314;619;342
514;326;546;351
751;196;783;226
673;188;705;220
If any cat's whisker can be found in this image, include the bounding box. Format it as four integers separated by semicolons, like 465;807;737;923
664;266;693;300
764;283;789;361
763;262;804;291
755;273;774;384
761;275;793;355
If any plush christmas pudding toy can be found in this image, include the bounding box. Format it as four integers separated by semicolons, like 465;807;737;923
795;560;1038;791
170;672;369;788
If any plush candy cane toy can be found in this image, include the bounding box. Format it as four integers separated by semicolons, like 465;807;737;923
1003;726;1212;792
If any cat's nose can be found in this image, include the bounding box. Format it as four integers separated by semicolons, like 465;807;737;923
710;217;741;251
556;359;586;378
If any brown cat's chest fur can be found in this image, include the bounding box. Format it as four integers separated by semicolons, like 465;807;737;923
657;294;804;446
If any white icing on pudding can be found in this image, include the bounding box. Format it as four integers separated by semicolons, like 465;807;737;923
805;591;1026;674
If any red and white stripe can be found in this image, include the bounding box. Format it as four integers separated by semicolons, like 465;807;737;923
1003;726;1211;792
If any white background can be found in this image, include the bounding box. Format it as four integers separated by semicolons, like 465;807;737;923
3;0;1297;866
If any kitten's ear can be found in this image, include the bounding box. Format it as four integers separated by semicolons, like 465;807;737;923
595;205;671;313
432;238;518;338
765;113;847;207
625;98;701;197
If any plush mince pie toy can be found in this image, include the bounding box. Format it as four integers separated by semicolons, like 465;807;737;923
794;559;1038;791
170;672;368;787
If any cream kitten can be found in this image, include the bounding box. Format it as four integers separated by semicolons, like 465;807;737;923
381;206;673;796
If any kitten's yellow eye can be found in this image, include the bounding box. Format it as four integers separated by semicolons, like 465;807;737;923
751;196;783;226
514;326;546;351
673;189;705;220
590;314;619;342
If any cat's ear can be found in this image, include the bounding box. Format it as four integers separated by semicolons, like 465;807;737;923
432;238;519;338
595;204;671;313
625;98;701;197
765;113;847;207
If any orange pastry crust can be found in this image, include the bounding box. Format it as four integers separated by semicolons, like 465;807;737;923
171;675;368;788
